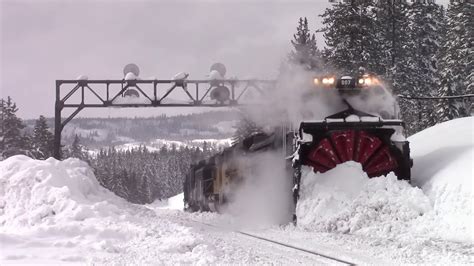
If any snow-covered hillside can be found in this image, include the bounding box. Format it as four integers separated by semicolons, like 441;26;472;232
0;117;472;264
112;138;232;153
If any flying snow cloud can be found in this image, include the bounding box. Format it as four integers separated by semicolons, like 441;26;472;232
238;62;402;134
222;151;293;227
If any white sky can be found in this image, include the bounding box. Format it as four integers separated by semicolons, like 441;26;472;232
0;0;449;119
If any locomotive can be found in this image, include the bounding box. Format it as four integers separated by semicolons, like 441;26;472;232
183;73;412;219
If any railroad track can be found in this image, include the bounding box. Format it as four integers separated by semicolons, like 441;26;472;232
189;219;356;265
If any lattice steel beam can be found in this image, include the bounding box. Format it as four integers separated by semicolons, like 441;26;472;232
53;79;276;159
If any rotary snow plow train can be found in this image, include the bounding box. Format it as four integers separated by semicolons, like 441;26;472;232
184;73;412;217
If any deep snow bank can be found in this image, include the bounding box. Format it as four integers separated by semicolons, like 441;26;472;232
297;117;473;243
0;155;141;262
409;117;473;242
0;156;244;264
0;155;126;229
296;162;431;239
148;193;184;210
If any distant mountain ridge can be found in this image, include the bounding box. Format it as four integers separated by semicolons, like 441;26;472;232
24;111;239;148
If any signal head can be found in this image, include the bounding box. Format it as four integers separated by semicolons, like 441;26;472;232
123;63;140;77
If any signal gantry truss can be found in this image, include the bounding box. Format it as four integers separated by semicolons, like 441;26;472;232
53;78;276;159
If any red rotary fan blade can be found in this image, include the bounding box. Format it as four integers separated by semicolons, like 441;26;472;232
305;130;398;177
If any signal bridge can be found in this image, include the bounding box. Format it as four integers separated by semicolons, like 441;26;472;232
53;63;275;159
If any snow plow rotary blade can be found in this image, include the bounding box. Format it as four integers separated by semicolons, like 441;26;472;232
297;117;412;181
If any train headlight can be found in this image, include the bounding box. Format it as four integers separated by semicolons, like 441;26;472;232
358;78;364;85
364;78;372;85
322;77;335;85
313;78;319;85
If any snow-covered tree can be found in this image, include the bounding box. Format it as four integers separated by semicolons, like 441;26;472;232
63;134;88;161
90;144;211;204
373;0;412;81
321;0;384;75
288;17;324;71
32;115;54;159
0;97;32;159
436;0;473;121
390;1;445;133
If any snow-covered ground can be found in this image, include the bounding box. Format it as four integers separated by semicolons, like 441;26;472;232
0;117;472;264
113;138;232;153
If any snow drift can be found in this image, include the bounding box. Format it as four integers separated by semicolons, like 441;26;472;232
296;117;473;243
0;156;127;229
409;117;473;242
296;162;431;238
0;156;232;264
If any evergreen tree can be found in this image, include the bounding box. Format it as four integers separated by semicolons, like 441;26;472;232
32;115;54;159
411;1;445;129
288;17;324;71
69;134;86;160
0;97;31;159
90;143;211;204
321;0;384;75
436;0;473;121
394;1;445;133
374;0;412;82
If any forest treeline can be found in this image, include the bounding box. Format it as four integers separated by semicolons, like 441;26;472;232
22;111;238;148
287;0;472;134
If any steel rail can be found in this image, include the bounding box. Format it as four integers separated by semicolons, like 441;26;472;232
192;219;355;265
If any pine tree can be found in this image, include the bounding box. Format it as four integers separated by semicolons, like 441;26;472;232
0;97;31;159
436;0;473;121
321;0;384;75
409;1;445;129
32;115;54;159
288;17;324;71
392;1;445;134
70;134;85;159
374;0;412;80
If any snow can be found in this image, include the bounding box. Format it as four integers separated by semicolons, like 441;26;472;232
288;117;473;263
360;116;380;122
296;162;432;238
0;156;133;262
62;126;109;142
208;70;223;80
76;75;88;80
0;118;472;264
124;72;137;80
296;117;473;244
345;114;360;122
173;72;188;80
149;193;184;210
0;157;256;264
409;117;474;243
111;138;232;153
190;138;232;148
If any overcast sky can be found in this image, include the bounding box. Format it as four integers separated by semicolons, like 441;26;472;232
0;0;448;119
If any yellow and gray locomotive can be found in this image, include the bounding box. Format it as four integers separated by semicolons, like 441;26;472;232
184;131;293;212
